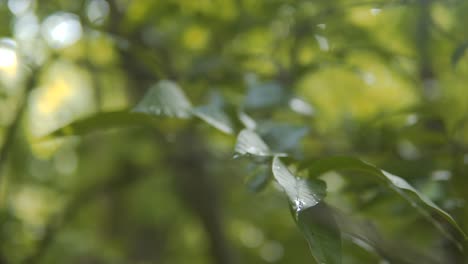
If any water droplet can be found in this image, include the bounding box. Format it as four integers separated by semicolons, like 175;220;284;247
294;199;305;212
246;146;258;153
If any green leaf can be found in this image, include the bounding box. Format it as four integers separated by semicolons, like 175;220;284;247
244;81;285;110
451;41;468;68
272;157;326;213
133;80;192;118
246;163;271;193
39;111;153;139
234;129;273;157
192;105;234;134
272;157;338;263
334;209;443;264
258;122;309;153
305;156;468;242
238;112;257;130
297;203;342;264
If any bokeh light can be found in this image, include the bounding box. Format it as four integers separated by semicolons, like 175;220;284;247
0;38;20;89
29;61;94;139
7;0;32;16
86;0;110;25
41;12;82;49
0;38;18;73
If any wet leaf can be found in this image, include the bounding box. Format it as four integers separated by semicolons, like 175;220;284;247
244;81;285;110
272;157;326;213
192;105;234;134
258;122;309;153
133;80;192;118
297;203;342;264
272;157;337;263
234;129;273;157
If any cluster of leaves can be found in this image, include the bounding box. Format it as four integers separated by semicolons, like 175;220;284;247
46;80;467;264
2;0;468;263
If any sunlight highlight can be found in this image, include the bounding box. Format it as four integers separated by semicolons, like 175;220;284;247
183;25;209;50
0;39;18;75
12;186;61;227
7;0;32;16
42;12;82;49
28;61;95;142
36;78;73;114
86;0;110;24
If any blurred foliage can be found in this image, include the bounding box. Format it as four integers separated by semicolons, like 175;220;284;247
1;0;468;263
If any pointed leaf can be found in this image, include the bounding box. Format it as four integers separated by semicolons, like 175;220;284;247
39;111;152;139
244;81;285;110
305;156;467;242
133;80;192;118
297;204;342;264
234;129;272;157
334;209;443;264
192;105;234;134
258;122;309;153
272;157;326;212
238;112;257;130
246;163;271;193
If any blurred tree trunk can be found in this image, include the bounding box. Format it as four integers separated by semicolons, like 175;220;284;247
168;126;236;264
416;1;466;262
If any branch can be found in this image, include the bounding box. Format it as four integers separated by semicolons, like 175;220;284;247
0;69;37;189
169;128;237;264
22;162;148;264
